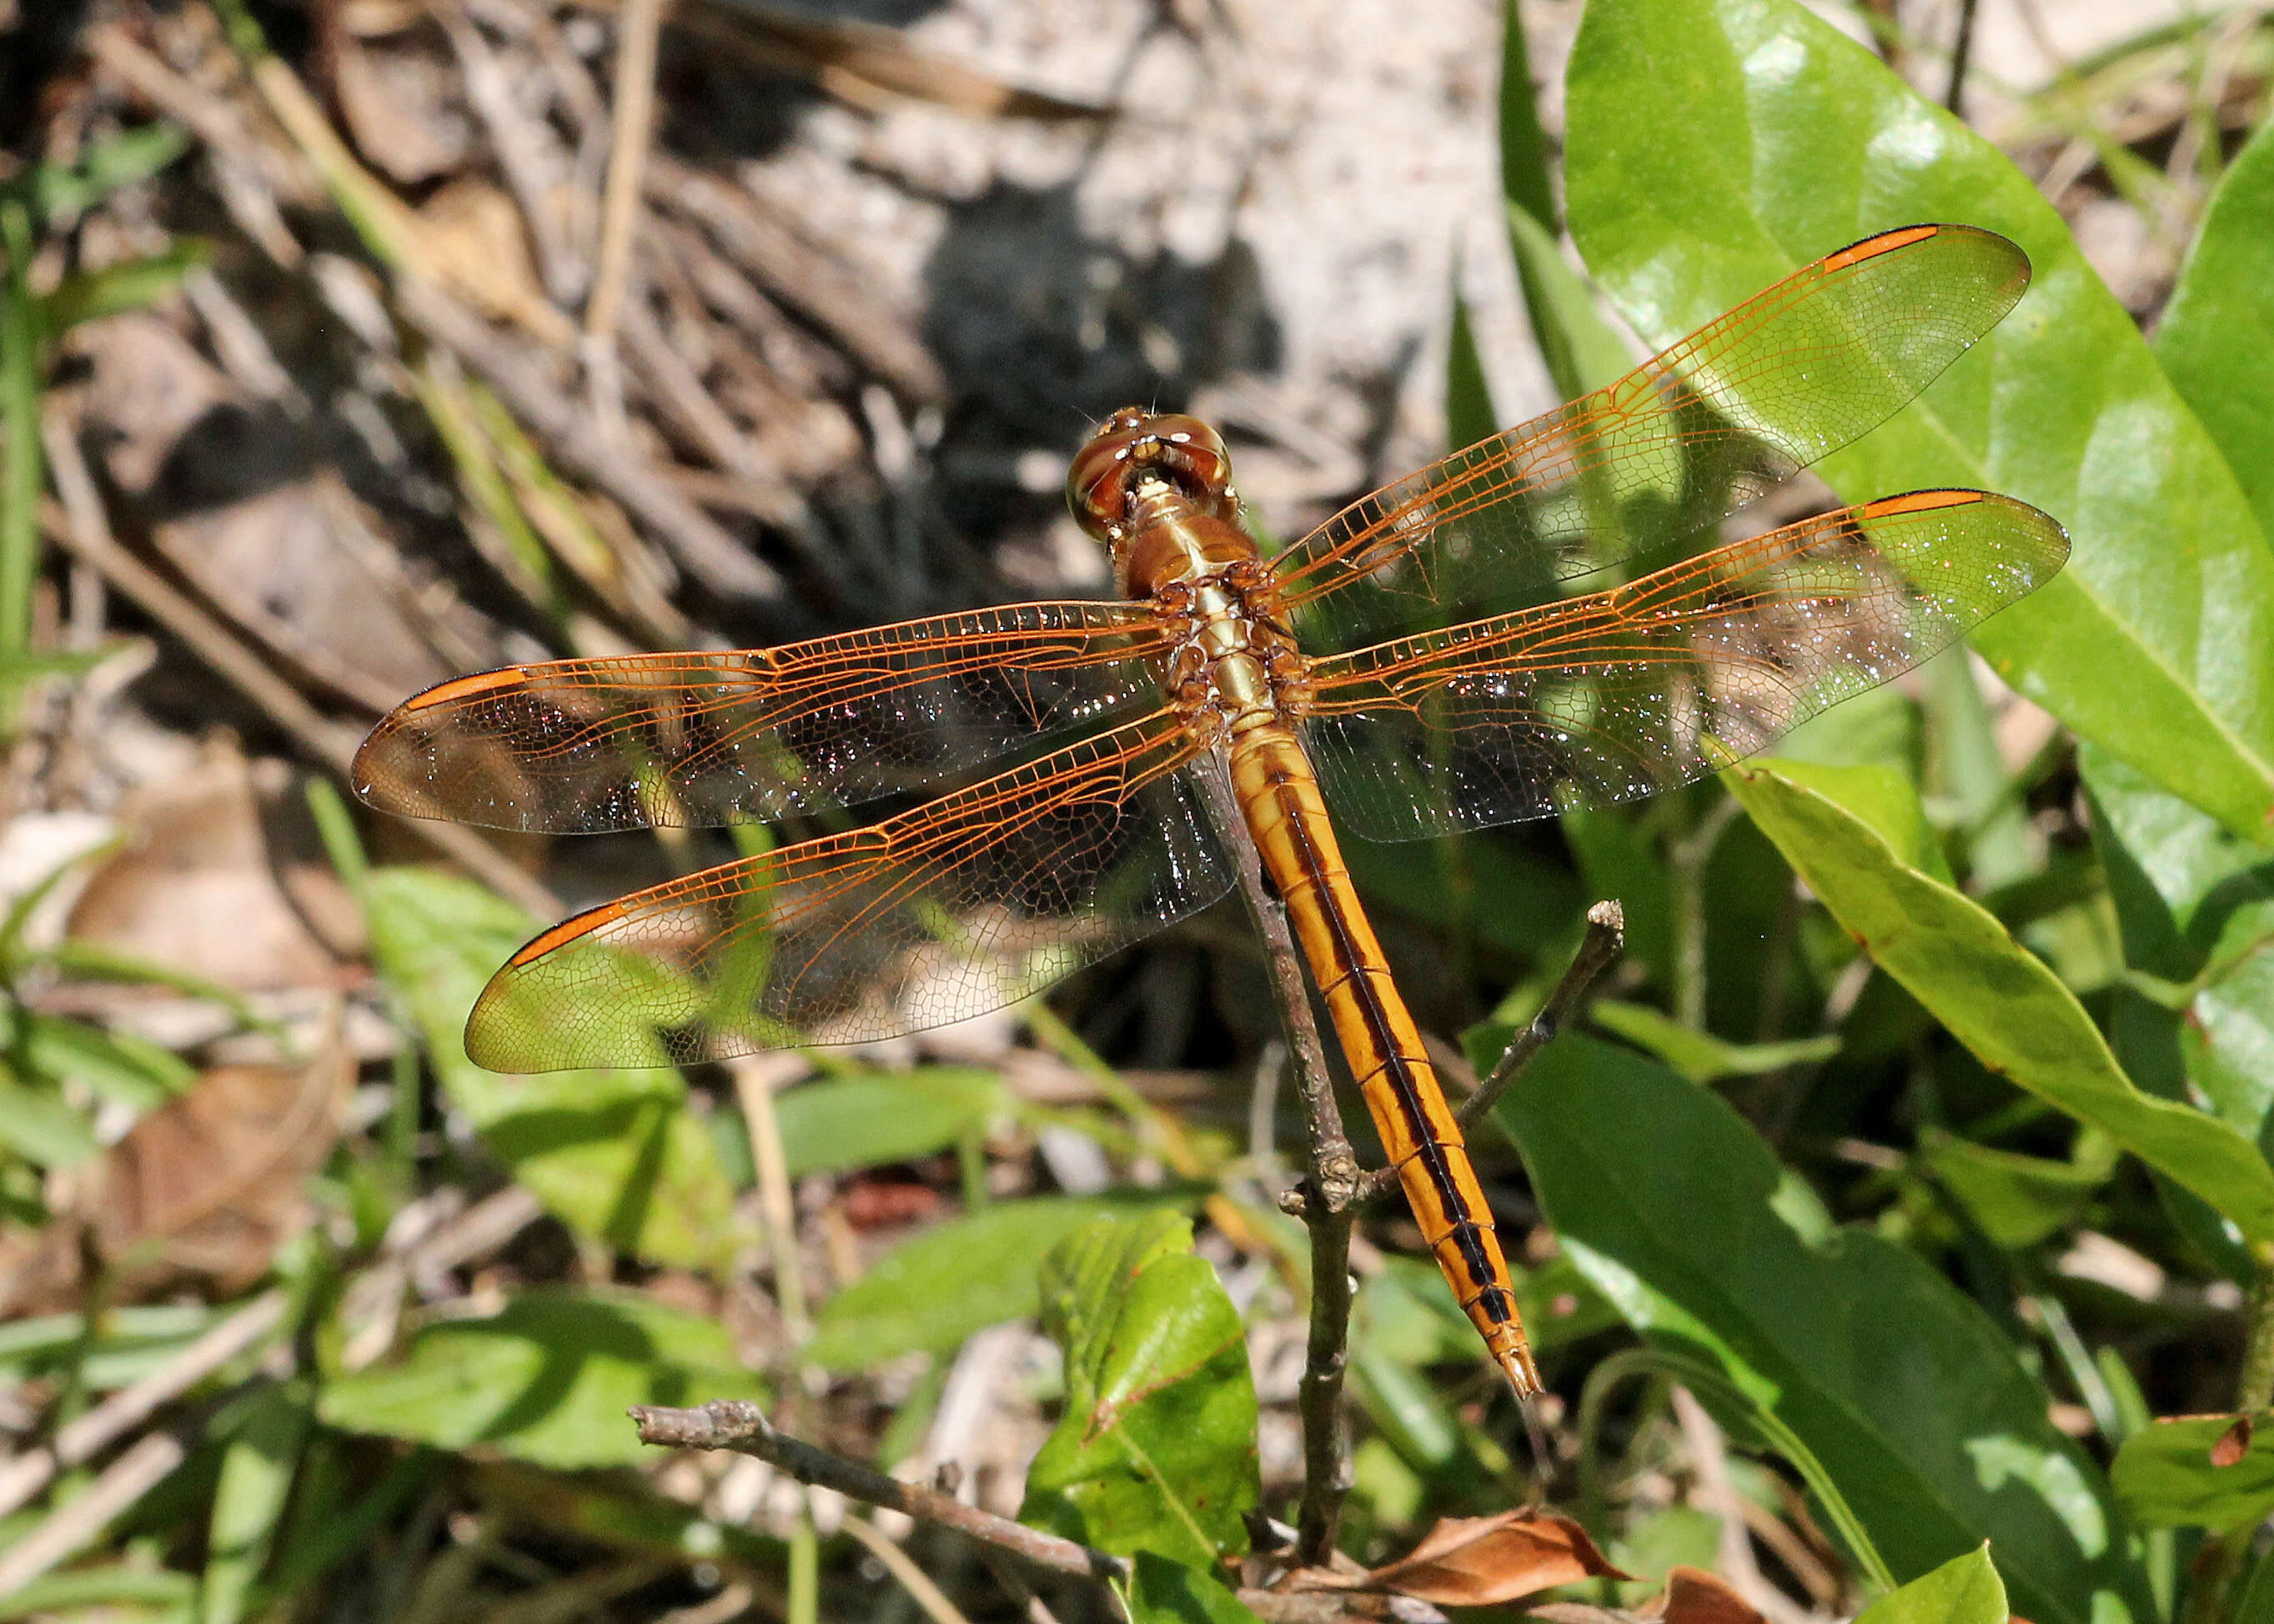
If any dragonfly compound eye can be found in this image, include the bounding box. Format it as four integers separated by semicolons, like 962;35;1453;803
1067;410;1235;539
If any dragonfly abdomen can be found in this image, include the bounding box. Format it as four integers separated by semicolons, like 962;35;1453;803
1226;723;1541;1396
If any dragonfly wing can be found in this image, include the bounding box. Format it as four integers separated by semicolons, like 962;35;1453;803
465;712;1229;1070
1272;224;2031;650
1304;492;2067;842
354;601;1167;833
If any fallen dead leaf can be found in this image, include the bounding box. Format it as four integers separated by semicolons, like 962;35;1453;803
1290;1509;1629;1607
331;32;471;185
2214;1415;2254;1467
1644;1567;1766;1624
68;739;364;992
0;1023;352;1313
72;315;501;709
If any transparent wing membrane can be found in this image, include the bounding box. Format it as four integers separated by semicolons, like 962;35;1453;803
1303;491;2068;842
1273;224;2031;649
354;603;1167;833
464;714;1228;1070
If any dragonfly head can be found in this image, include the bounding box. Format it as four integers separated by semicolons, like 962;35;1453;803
1067;409;1237;562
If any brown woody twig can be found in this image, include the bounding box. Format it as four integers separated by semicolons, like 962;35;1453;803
629;1401;1128;1583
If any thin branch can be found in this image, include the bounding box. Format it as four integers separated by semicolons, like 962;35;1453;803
1192;754;1358;1565
1349;900;1623;1207
2186;1248;2274;1624
1293;1192;1355;1567
1942;0;1983;114
1459;900;1624;1133
629;1401;1129;1583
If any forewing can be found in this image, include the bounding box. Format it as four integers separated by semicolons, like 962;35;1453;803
1272;224;2031;650
465;713;1228;1069
354;602;1167;833
1304;492;2068;841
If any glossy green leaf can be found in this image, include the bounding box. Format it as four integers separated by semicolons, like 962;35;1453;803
1565;0;2274;841
1855;1546;2008;1624
319;1289;761;1470
1496;1035;2149;1624
803;1192;1191;1372
363;867;741;1270
1725;756;2274;1244
2111;1416;2274;1531
1021;1213;1258;1568
775;1070;1006;1180
1127;1552;1264;1624
2154;113;2274;538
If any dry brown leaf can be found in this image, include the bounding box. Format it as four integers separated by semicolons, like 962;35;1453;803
1644;1567;1766;1624
330;33;472;185
1292;1510;1629;1606
2214;1415;2254;1467
72;315;499;709
0;1027;352;1314
68;740;364;992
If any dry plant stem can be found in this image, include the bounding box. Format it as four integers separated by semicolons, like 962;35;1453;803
0;1291;287;1521
1672;1386;1813;1624
585;0;665;346
0;1406;214;1593
843;1515;978;1624
39;406;560;919
730;1056;810;1342
1193;759;1358;1567
395;275;792;607
630;1401;1130;1584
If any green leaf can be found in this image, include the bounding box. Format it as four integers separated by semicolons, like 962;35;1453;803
0;1066;99;1168
803;1192;1192;1371
1855;1546;2009;1624
1020;1213;1259;1568
1589;999;1840;1084
23;1011;195;1110
774;1070;1006;1180
363;867;741;1270
1496;1035;2150;1624
2085;744;2274;1144
1724;755;2274;1245
1507;204;1637;407
2111;1416;2274;1531
1564;0;2274;842
1920;1130;2114;1249
319;1289;761;1469
19;123;190;220
1496;0;1555;233
1127;1552;1264;1624
2155;114;2274;539
43;242;211;331
203;1380;312;1624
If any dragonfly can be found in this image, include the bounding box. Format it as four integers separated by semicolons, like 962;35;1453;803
355;223;2067;1395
